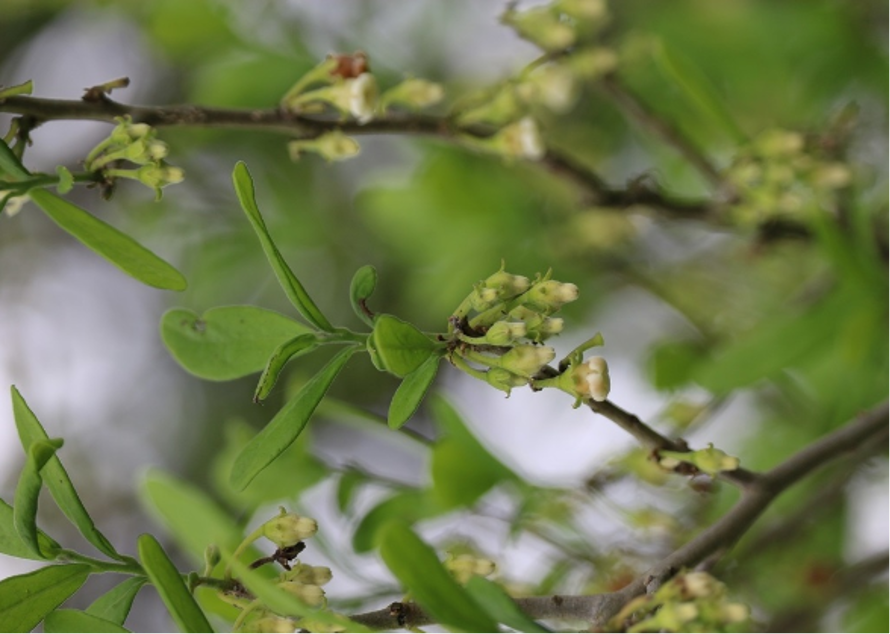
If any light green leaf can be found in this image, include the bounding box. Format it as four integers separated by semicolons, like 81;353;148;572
0;79;34;101
388;354;441;429
11;387;123;561
0;564;91;633
44;609;131;633
379;522;498;632
254;333;323;402
28;188;187;291
86;576;147;625
369;314;438;378
14;438;64;559
55;166;74;194
0;498;61;560
160;306;311;381
466;576;550;633
0;138;29;179
141;470;243;561
231;161;333;331
137;534;213;633
352;490;443;553
349;264;378;327
230;346;358;491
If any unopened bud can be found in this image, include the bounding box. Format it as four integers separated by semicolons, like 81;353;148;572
483;267;531;299
253;615;298;633
381;78;444;110
570;356;610;401
485;367;528;395
483;321;527;345
288;131;361;162
278;581;326;607
502;6;576;51
498;344;555;378
262;509;318;548
523;280;579;312
286;563;333;586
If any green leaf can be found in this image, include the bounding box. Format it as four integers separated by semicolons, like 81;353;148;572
44;609;131;633
379;522;498;632
0;138;29;179
388;354;441;429
225;554;369;632
28;188;187;291
349;264;378;327
231;161;333;331
160;306;312;381
137;534;213;633
335;468;367;515
14;438;64;558
254;333;323;402
352;490;443;553
0;498;60;560
142;470;243;560
0;564;91;633
370;314;438;378
0;79;34;101
230;346;358;491
86;576;147;625
466;576;550;633
55;166;74;194
429;396;517;508
11;387;122;561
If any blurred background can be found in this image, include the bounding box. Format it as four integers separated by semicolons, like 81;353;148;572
0;0;887;631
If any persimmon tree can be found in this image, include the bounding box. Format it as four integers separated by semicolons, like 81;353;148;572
0;1;886;632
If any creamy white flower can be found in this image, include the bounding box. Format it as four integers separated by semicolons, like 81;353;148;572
572;356;610;401
348;73;378;123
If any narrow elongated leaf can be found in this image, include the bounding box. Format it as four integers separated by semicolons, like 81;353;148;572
0;564;91;633
161;306;311;381
388;354;440;429
379;522;498;632
137;534;213;633
231;161;333;331
86;576;147;625
254;333;323;402
29;188;186;291
370;314;438;377
336;468;366;514
142;469;243;560
466;576;550;633
0;498;60;560
349;264;378;327
14;438;64;558
0;139;29;179
231;346;358;490
11;387;122;561
44;609;130;633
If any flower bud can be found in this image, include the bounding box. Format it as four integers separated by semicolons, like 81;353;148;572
811;163;851;189
485;367;528;395
278;581;326;607
252;615;298;633
570;356;610;401
469;286;501;312
483;268;531;299
284;73;378;124
502;6;576;51
517;64;577;113
565;47;618;79
445;554;498;584
720;603;750;623
658;444;740;476
555;0;608;21
462;117;545;161
286;563;333;586
457;86;522;126
682;571;723;599
483;321;527;345
288;131;361;162
498;344;555;378
262;510;318;548
755;129;804;157
381;78;444;110
522;280;579;312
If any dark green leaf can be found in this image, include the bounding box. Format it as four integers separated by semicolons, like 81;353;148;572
160;306;311;381
44;609;131;633
142;470;243;560
388;354;440;429
230;346;358;491
254;333;323;402
0;564;91;633
231;161;333;331
29;188;187;291
466;576;550;633
0;498;60;560
0;138;29;179
430;396;517;508
86;576;147;625
11;386;122;561
137;533;213;633
647;339;705;391
352;490;443;553
349;264;378;327
14;438;64;558
379;522;498;632
370;314;438;378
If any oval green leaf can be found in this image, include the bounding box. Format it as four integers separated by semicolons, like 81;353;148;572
161;305;312;381
371;314;438;378
86;576;147;625
231;161;333;331
254;333;323;402
349;264;377;327
388;354;440;429
230;346;357;491
44;609;131;633
14;438;64;558
28;188;186;291
378;522;497;633
137;534;213;633
11;387;123;561
0;564;91;633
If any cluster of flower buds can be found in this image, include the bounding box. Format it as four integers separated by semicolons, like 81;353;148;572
611;571;750;632
261;508;319;548
726;127;852;226
448;265;583;396
84;116;183;200
444;553;498;585
658;443;740;476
